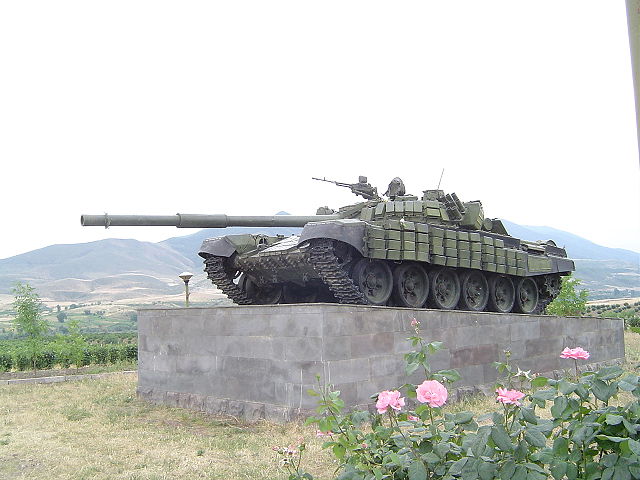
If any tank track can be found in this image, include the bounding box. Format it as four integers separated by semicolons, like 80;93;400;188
205;242;560;313
203;255;253;305
533;274;561;314
309;239;365;304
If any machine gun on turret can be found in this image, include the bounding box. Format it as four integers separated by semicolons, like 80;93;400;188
312;176;381;201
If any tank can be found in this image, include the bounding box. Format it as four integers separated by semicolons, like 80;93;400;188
81;175;575;313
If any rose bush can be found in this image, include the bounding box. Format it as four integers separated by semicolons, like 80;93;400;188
294;326;640;480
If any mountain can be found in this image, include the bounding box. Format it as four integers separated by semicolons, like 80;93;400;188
0;239;194;301
501;221;638;264
0;220;637;302
160;226;301;266
502;221;639;299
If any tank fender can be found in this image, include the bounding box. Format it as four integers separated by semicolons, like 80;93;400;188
551;257;575;274
299;219;366;254
198;236;237;258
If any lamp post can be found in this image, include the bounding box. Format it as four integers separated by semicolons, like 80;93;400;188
179;272;193;307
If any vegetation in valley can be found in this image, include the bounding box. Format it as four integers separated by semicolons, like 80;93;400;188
586;301;640;333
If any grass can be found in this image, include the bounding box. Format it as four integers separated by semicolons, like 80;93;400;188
0;361;138;380
0;375;336;480
0;332;638;480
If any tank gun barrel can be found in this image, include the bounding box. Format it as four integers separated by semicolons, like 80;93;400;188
80;213;341;229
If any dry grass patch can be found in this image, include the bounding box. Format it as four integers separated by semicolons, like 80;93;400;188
0;375;336;480
624;330;640;368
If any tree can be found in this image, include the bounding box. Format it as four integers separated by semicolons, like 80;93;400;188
545;275;589;317
12;282;48;371
57;311;67;323
67;319;87;369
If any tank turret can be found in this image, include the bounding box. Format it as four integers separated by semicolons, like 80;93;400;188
81;176;574;312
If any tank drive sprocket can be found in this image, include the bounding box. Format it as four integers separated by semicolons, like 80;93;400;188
203;254;252;305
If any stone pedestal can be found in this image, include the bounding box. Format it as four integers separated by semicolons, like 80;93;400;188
136;304;625;422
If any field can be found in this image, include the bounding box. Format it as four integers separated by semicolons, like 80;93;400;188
0;292;230;339
1;331;638;480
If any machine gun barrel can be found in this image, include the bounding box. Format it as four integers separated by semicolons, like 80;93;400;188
80;213;341;229
312;177;350;187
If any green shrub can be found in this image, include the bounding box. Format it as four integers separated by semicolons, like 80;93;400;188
14;351;31;371
34;350;55;370
55;348;72;369
0;352;12;371
0;335;137;372
124;344;137;361
294;320;640;480
107;345;121;363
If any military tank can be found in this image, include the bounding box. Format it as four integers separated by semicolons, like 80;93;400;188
81;176;574;313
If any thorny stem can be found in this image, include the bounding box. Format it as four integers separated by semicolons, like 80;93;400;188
317;379;348;437
389;410;428;479
503;404;509;432
428;406;435;433
295;447;303;475
509;405;518;432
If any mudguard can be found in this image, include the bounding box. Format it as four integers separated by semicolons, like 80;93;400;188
299;219;366;254
199;236;237;258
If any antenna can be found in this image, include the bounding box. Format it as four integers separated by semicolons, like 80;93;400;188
436;168;445;189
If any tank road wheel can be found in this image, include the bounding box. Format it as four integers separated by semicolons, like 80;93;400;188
244;277;283;305
428;267;461;310
487;274;515;313
351;259;393;305
392;263;429;308
458;271;489;312
514;277;540;314
282;283;318;304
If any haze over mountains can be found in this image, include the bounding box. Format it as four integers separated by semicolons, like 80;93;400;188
0;220;637;302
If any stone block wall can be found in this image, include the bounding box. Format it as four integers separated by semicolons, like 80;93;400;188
137;305;625;422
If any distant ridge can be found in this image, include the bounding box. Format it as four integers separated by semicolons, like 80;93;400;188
502;221;638;264
0;219;637;302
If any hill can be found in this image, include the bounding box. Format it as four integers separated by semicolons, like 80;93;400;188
0;239;194;301
502;221;639;299
160;226;301;266
0;221;637;302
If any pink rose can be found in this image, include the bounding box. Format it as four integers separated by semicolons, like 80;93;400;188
416;380;448;407
496;387;526;406
410;318;419;327
376;390;405;414
560;347;590;360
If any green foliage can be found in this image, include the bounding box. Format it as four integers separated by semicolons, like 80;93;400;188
546;275;589;317
0;352;12;372
296;324;640;480
585;300;640;329
12;282;47;338
0;334;137;372
53;319;88;369
11;282;48;371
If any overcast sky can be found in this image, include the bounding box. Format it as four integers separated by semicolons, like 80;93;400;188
1;1;638;261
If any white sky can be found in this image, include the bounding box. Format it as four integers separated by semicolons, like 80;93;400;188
1;1;638;261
